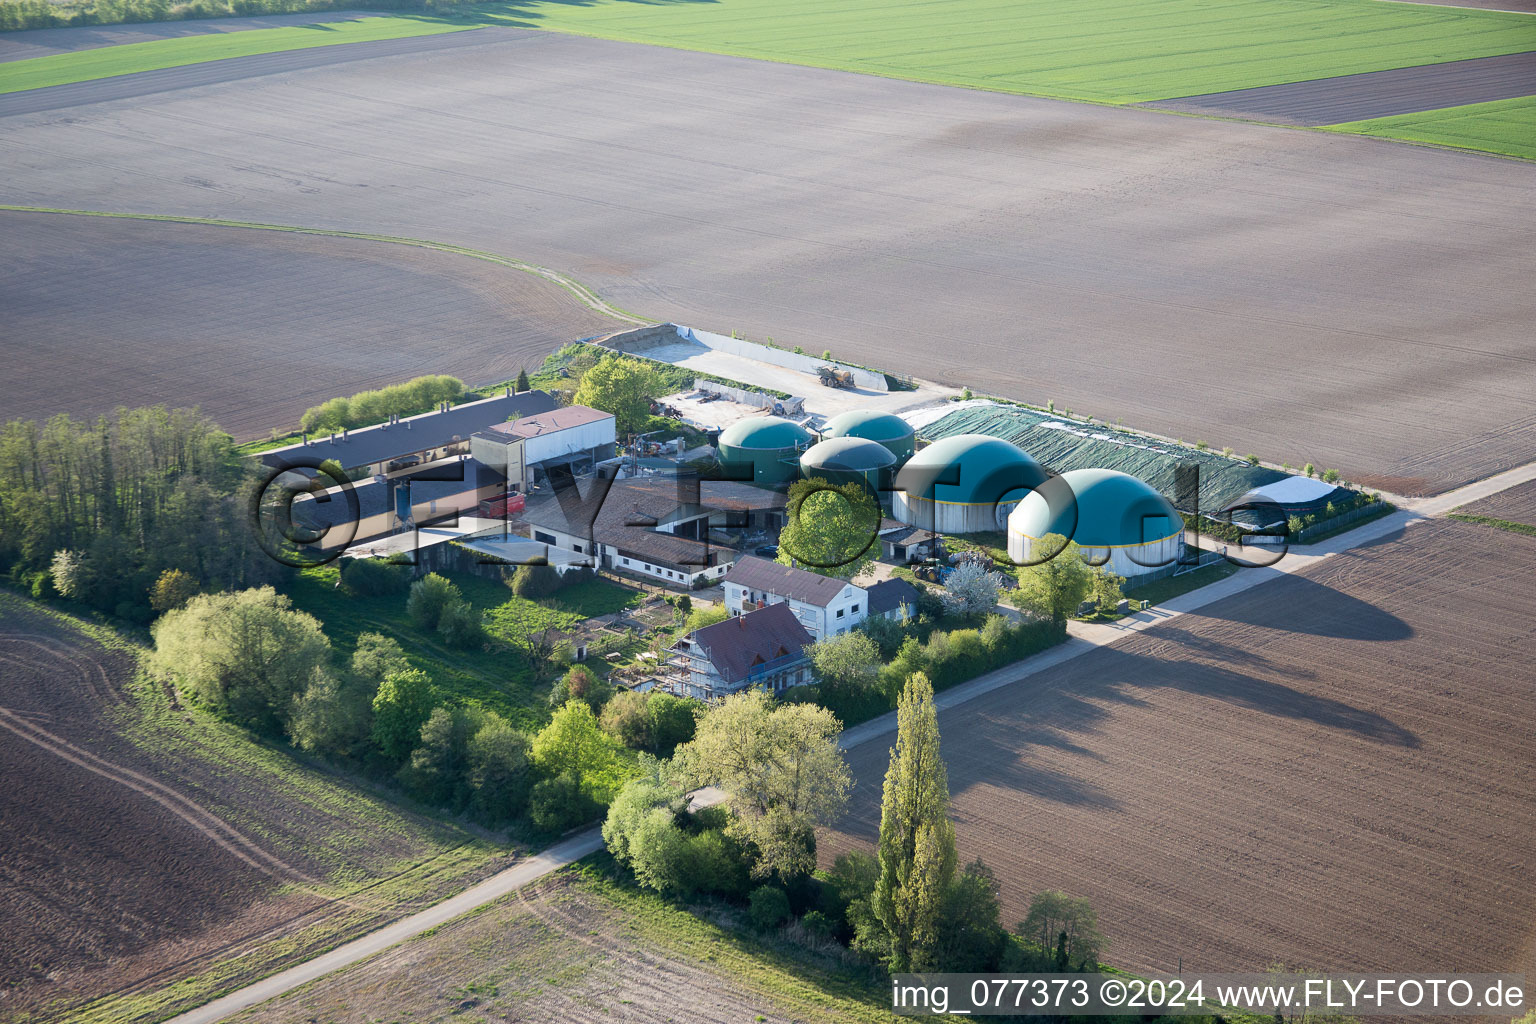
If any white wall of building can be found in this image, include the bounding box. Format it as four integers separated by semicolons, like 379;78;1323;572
723;579;867;641
522;415;617;466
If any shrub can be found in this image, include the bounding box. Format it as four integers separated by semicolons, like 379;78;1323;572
27;570;56;601
1245;453;1260;466
371;668;437;765
436;599;483;648
1303;462;1316;478
510;562;561;599
529;771;600;832
148;568;198;612
646;693;699;755
749;885;792;931
1322;467;1341;484
151;587;330;736
548;664;609;712
406;572;460;629
341;557;408;596
601;690;651;749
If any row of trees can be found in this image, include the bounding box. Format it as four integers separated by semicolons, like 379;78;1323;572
796;611;1066;726
0;0;467;33
147;579;703;829
1;407;280;622
602;675;1105;975
298;375;464;435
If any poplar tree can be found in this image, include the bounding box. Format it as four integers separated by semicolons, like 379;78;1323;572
872;672;957;971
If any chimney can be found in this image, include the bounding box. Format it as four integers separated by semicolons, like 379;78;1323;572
301;431;308;445
342;428;349;441
329;432;336;444
737;615;746;630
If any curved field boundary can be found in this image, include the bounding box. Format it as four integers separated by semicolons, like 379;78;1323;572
0;695;319;884
0;635;318;885
0;204;651;327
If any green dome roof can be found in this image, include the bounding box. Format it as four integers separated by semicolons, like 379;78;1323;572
1009;468;1181;547
718;417;814;451
894;434;1046;505
801;436;898;474
821;410;915;446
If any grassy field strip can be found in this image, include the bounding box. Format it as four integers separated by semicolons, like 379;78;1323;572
0;204;648;324
1325;93;1536;158
0;16;476;95
2;0;1532;104
492;0;1536;103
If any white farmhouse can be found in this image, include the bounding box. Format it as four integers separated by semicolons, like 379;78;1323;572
722;555;868;641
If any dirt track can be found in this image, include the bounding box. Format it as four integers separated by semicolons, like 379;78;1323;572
226;872;882;1024
1455;476;1536;524
823;518;1536;977
1146;51;1536;124
0;211;617;439
2;29;1533;492
0;598;499;1022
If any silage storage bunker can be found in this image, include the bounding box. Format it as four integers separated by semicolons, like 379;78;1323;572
717;416;814;487
893;434;1047;534
819;409;916;464
1007;468;1184;578
799;436;898;498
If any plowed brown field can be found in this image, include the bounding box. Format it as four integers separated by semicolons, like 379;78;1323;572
0;597;506;1024
824;518;1536;977
1456;477;1536;526
0;210;618;441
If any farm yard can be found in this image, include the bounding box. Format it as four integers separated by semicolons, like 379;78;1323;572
2;32;1535;492
0;596;511;1024
223;864;894;1024
823;517;1536;978
0;211;621;440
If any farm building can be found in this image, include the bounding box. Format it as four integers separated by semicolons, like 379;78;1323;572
820;409;916;463
893;434;1048;534
469;404;617;495
518;476;784;589
799;436;898;497
288;463;486;550
661;602;814;700
723;554;868;641
261;389;557;477
717;417;814;487
1007;468;1184;579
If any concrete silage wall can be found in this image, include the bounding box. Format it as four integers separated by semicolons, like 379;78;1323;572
678;325;888;392
697;379;805;415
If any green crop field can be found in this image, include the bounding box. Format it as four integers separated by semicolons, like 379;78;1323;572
490;0;1534;103
5;0;1533;104
1328;95;1536;160
0;16;476;95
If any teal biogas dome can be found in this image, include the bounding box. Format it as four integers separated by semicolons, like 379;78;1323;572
892;434;1047;534
800;436;897;496
717;417;814;487
820;410;916;464
1007;468;1184;578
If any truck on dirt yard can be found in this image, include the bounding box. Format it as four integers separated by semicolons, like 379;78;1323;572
817;365;854;388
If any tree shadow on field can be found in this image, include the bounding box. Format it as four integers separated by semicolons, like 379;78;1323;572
1190;573;1413;642
931;630;1419;810
441;0;719;30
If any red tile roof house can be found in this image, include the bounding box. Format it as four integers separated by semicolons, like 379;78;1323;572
662;603;815;700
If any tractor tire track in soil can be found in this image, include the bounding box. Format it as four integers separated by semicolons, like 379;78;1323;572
824;517;1536;979
0;600;496;1021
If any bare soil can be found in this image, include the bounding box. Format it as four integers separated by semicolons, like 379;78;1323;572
1146;51;1536;124
2;30;1534;492
823;518;1536;977
1455;476;1536;525
0;597;505;1023
0;210;618;441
